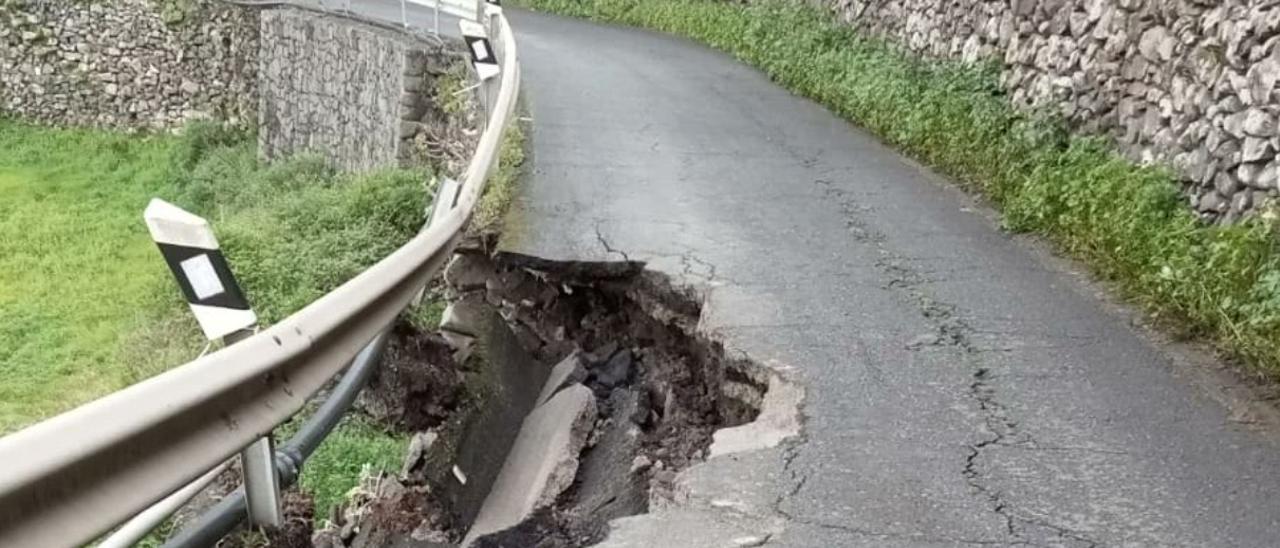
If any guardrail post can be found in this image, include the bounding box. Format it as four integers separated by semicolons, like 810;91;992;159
225;329;285;528
143;199;283;528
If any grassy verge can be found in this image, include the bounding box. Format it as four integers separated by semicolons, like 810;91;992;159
0;119;430;542
515;0;1280;376
472;118;529;236
0;120;432;432
0;122;178;430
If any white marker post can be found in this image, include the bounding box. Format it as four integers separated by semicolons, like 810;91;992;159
460;19;500;124
143;198;283;529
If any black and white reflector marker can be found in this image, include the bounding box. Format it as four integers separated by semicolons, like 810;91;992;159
460;19;500;81
144;198;257;341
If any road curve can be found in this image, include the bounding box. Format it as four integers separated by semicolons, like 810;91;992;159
503;9;1280;547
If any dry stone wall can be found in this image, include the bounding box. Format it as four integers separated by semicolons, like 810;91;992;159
0;0;259;129
832;0;1280;221
257;8;462;172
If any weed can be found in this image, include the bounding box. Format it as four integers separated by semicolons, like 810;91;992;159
0;121;177;430
277;415;410;522
471;115;528;236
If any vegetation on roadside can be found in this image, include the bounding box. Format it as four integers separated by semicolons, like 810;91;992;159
0;121;431;526
0;117;431;543
4;48;527;540
516;0;1280;376
279;415;411;521
0;121;182;431
473;116;529;237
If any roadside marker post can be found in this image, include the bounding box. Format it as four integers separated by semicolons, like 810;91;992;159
460;19;500;123
143;199;256;340
143;198;283;528
460;19;500;80
483;0;502;32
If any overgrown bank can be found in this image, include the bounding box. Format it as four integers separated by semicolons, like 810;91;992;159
0;118;431;545
516;0;1280;377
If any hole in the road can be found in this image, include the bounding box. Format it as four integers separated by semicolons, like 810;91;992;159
466;252;769;547
305;250;771;547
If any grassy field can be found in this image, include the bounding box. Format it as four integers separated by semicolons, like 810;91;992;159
0;120;431;430
0;119;429;536
0;124;183;430
517;0;1280;377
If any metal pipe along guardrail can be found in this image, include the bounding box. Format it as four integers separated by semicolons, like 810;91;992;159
0;7;520;547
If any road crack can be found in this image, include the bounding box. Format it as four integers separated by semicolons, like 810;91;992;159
814;178;1102;548
593;224;630;262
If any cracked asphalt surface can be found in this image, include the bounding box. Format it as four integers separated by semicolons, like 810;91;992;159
499;9;1280;548
331;2;1280;545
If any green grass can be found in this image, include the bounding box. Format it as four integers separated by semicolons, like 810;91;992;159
473;112;529;238
0;123;182;430
0;119;434;434
516;0;1280;375
0;121;431;533
285;415;411;521
4;54;527;535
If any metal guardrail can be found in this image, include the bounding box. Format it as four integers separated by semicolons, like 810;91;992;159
158;330;390;548
408;0;478;21
0;6;520;547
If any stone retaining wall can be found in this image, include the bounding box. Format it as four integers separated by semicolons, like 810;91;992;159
0;0;259;129
257;8;461;171
832;0;1280;221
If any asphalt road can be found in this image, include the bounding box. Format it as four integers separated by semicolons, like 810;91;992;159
329;1;1280;545
499;9;1280;548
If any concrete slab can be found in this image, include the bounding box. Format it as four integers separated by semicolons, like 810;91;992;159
710;374;804;457
439;293;488;337
433;303;551;527
444;252;496;292
536;351;588;406
464;384;598;544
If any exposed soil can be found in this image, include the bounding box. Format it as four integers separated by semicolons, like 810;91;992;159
359;324;466;432
264;491;317;548
313;474;457;548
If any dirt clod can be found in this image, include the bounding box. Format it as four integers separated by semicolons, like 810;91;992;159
359;325;465;431
266;491;316;548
